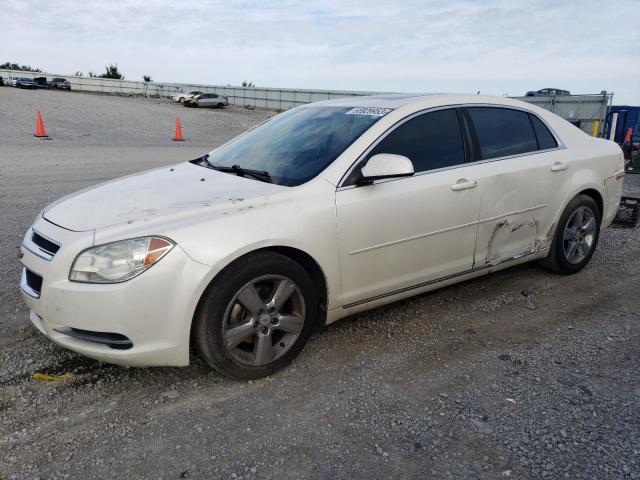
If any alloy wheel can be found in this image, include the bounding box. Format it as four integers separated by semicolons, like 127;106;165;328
562;206;597;264
221;275;306;366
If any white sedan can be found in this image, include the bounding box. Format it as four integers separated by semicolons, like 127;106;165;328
171;90;203;103
19;94;624;378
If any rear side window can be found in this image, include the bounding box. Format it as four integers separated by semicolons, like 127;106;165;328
530;114;558;150
368;109;465;173
467;107;538;159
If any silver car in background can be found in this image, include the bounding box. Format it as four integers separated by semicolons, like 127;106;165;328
525;88;571;97
184;93;229;108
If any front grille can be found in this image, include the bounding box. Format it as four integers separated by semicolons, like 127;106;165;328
32;231;60;256
25;269;43;295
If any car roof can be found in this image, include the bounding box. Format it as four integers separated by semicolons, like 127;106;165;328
308;93;537;110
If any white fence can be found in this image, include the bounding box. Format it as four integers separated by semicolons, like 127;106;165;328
0;69;381;110
1;69;612;135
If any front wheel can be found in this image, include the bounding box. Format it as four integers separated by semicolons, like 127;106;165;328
193;251;318;379
540;194;601;274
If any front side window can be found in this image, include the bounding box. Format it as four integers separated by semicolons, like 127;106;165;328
467;107;538;159
209;106;386;186
366;108;465;173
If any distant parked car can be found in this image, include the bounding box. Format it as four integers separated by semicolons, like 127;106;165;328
184;93;229;108
49;78;71;90
6;76;18;86
172;90;203;103
526;88;571;97
34;77;49;89
15;78;37;89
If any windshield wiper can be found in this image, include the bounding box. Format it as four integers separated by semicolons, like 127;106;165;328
193;155;272;183
212;164;273;183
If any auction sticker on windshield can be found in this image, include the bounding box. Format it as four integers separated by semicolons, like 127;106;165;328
345;107;392;117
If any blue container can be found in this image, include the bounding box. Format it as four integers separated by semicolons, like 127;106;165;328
605;106;640;145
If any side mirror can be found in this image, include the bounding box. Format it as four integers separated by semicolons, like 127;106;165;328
358;154;414;184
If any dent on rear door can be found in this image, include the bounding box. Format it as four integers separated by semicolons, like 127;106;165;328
473;151;572;266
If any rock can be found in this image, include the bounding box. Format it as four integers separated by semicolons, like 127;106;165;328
161;390;180;399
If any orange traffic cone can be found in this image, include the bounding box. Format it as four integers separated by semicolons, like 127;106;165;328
34;111;48;138
173;116;184;141
623;127;633;144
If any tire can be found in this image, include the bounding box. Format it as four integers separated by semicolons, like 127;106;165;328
178;97;185;103
193;251;319;379
540;194;601;274
217;103;224;108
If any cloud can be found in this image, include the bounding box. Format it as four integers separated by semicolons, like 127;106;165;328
3;0;639;103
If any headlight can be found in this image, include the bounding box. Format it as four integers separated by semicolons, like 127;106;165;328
69;237;174;283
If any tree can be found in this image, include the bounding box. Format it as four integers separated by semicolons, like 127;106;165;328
0;62;42;72
99;64;125;79
143;75;152;82
242;80;255;87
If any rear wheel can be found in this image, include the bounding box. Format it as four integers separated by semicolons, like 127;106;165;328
193;251;318;379
217;103;224;108
540;194;601;274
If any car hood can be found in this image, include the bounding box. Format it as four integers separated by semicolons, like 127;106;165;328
43;162;286;232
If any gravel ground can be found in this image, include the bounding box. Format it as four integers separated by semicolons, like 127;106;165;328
1;87;639;480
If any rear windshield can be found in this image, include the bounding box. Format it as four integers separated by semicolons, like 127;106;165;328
209;106;388;186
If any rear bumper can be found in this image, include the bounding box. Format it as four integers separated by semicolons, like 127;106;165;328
602;170;625;228
19;217;212;367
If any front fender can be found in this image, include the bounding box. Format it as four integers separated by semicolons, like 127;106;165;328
166;179;343;310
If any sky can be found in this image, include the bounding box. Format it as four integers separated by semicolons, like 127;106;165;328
3;0;640;104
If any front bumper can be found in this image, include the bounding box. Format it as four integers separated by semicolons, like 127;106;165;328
19;217;212;367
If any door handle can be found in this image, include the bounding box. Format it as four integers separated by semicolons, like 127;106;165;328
551;162;568;172
451;179;477;191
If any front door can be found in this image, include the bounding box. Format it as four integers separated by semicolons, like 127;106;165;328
335;108;483;306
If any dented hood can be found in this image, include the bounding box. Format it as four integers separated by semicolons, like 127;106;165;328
43;162;285;232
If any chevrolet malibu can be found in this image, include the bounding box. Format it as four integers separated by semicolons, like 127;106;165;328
19;94;624;379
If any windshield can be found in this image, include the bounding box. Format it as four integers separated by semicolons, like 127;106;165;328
208;106;388;186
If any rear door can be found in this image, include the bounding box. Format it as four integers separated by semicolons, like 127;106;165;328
335;108;484;306
464;106;572;266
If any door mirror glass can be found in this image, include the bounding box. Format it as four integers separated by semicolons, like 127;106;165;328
359;154;414;182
